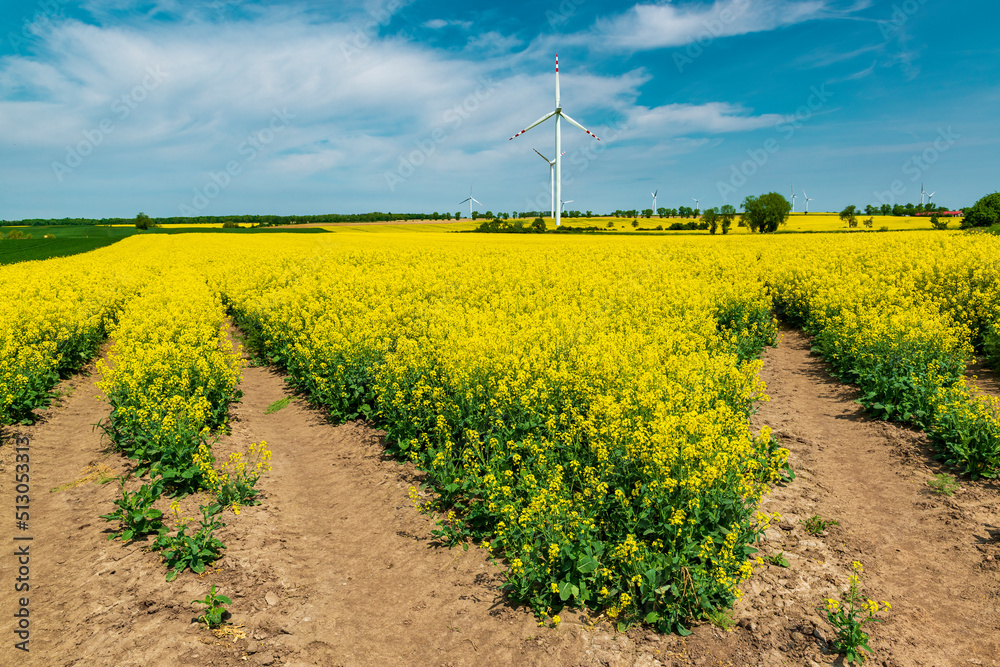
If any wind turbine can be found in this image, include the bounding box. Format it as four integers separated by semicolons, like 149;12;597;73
926;190;936;206
534;148;565;219
459;186;483;219
790;183;797;212
802;189;814;214
920;183;927;206
691;197;702;214
510;55;600;227
651;189;658;214
560;199;574;214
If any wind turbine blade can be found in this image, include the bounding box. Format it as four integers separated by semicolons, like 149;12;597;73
459;197;471;204
533;148;552;162
509;111;557;141
471;198;483;206
560;112;600;140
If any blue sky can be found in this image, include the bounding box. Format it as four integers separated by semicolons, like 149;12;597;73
0;0;996;219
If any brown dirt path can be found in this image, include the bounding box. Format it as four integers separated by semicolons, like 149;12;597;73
740;329;1000;666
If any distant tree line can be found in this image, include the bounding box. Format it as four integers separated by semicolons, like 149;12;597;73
1;212;460;226
858;203;955;216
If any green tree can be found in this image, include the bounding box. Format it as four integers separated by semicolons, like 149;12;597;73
720;204;736;235
135;212;151;230
930;215;948;230
840;205;859;229
530;217;547;233
741;193;792;233
960;192;1000;229
703;208;718;235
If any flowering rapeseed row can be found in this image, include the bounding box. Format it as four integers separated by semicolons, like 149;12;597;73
96;241;243;492
212;233;787;631
0;251;140;425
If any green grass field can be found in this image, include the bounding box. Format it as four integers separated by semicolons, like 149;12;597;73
0;225;331;264
0;237;124;264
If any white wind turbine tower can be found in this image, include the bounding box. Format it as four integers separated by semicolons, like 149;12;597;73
510;55;600;227
790;183;797;212
533;148;565;219
920;183;927;206
802;189;814;214
651;189;658;214
691;197;702;214
459;186;483;219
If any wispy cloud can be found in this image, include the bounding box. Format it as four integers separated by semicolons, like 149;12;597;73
625;102;785;136
423;18;472;30
560;0;835;52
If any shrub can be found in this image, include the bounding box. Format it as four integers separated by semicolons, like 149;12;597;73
960;192;1000;229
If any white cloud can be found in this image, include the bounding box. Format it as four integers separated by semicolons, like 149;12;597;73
423;18;472;30
625;102;785;136
562;0;833;52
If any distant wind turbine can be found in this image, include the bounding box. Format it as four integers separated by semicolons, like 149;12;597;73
927;190;936;206
533;148;565;219
459;186;483;219
651;189;658;214
920;183;927;206
691;197;702;214
790;183;797;213
802;189;814;214
560;199;574;214
510;55;600;227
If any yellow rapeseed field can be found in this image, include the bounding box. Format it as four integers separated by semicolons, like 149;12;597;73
2;229;998;630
